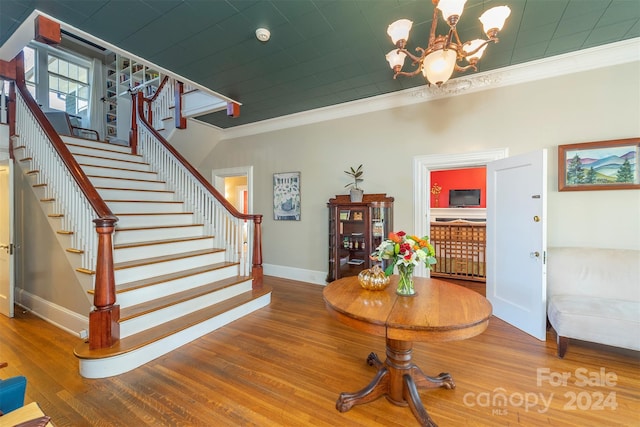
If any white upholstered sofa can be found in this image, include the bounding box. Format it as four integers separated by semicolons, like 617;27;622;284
546;247;640;358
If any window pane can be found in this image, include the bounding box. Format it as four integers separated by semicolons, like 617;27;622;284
49;75;58;91
68;63;78;81
78;85;89;99
26;83;36;98
47;56;58;73
23;47;36;83
67;80;78;95
78;67;88;83
59;59;68;76
60;79;70;94
49;91;65;111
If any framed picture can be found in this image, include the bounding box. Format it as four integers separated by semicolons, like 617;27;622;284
273;172;301;220
339;210;350;220
558;138;639;191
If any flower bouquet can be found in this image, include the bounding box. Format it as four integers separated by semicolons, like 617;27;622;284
370;231;437;296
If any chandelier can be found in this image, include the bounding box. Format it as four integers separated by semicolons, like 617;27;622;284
385;0;511;86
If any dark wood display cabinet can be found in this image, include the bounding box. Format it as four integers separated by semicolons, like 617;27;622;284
327;193;393;282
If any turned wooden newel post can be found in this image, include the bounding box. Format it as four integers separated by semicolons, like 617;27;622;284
252;216;263;288
129;91;139;154
89;217;120;350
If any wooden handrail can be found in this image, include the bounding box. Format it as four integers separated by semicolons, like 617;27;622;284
12;52;120;349
144;76;169;126
134;91;263;286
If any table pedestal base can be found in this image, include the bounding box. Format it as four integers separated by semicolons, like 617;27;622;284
336;338;455;427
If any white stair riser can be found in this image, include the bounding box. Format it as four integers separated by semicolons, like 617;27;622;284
61;136;132;154
78;294;271;379
116;266;239;307
88;176;166;191
114;225;204;244
107;201;184;213
114;237;214;263
116;213;194;228
79;165;159;181
97;188;175;202
115;251;225;283
74;154;150;171
120;280;252;338
67;144;143;163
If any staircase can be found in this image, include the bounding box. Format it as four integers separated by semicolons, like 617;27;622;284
17;129;270;378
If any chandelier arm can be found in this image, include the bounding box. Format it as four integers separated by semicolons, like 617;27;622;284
428;3;439;46
393;68;424;80
451;28;464;47
397;47;426;65
454;63;478;73
460;39;495;59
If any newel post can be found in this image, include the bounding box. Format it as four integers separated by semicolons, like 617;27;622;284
89;217;120;350
129;91;139;155
252;216;263;288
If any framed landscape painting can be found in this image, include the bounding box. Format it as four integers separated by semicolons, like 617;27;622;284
558;138;640;191
273;172;301;220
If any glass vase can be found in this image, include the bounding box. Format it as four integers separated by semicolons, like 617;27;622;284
396;264;416;296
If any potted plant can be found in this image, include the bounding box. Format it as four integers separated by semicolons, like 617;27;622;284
345;164;364;202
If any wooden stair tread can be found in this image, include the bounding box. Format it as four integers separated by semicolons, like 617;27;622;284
74;285;271;359
78;163;157;174
65;142;135;156
96;186;174;194
105;199;183;204
114;248;223;270
74;152;148;166
114;235;212;250
112;262;237;293
116;212;193;216
87;175;166;184
115;223;204;232
120;274;249;321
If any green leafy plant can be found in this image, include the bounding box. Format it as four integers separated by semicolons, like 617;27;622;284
344;164;363;190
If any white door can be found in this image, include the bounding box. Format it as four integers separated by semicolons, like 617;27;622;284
0;158;14;317
486;150;547;340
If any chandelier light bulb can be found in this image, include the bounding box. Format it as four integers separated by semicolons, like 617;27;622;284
387;19;413;47
385;49;407;70
422;49;456;86
437;0;468;23
479;6;511;35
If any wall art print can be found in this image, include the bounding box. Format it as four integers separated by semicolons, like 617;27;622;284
558;138;639;191
273;172;301;220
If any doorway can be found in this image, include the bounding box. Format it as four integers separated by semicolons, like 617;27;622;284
212;166;253;214
412;148;508;278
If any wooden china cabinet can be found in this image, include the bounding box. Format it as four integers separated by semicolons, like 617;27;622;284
327;194;393;282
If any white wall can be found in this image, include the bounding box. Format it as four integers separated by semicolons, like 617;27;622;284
188;62;639;283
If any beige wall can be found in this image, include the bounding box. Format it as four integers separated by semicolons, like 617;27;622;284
191;63;639;275
14;163;92;314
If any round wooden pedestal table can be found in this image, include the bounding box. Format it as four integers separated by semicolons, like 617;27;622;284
323;275;492;427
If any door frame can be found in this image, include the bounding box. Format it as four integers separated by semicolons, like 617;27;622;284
413;148;508;277
212;166;253;214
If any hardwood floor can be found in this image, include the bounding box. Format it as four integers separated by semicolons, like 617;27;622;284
1;276;638;426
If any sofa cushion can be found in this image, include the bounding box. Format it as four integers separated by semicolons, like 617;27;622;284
547;248;640;301
548;295;640;351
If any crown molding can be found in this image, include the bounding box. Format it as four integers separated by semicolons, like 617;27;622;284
221;38;640;140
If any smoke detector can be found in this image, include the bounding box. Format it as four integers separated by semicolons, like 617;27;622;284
255;28;271;42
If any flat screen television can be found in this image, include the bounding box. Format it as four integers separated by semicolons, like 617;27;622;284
449;189;481;207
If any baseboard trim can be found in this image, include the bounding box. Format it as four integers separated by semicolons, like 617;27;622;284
14;288;88;338
263;263;327;286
